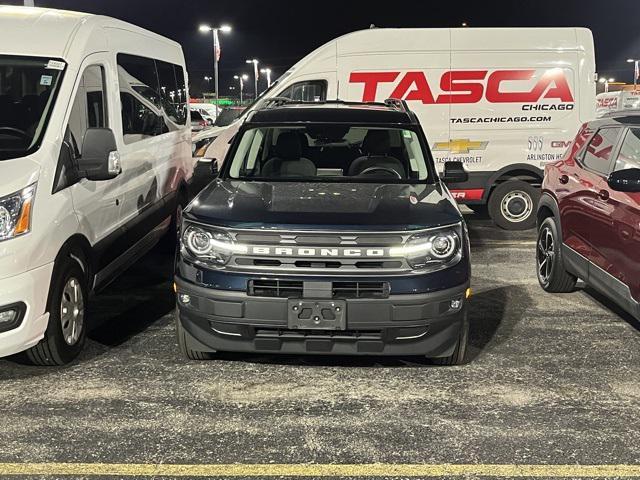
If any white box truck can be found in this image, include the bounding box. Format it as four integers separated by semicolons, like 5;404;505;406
202;27;596;230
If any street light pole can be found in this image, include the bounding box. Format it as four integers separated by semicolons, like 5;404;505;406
246;59;259;99
200;24;232;117
627;58;639;88
260;68;272;89
234;74;248;103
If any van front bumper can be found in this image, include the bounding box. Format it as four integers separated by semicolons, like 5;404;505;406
0;263;53;358
175;277;469;357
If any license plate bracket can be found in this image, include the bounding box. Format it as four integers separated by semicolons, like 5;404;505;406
287;299;346;330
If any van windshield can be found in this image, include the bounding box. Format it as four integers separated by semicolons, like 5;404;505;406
226;125;432;184
0;56;65;160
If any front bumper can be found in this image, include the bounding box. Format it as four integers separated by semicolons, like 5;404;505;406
175;277;469;356
0;263;53;358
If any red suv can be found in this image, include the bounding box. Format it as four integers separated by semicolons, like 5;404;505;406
537;112;640;318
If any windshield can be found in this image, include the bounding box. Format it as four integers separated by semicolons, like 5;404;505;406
226;125;432;183
0;56;65;160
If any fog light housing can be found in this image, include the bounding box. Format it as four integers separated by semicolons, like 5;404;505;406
0;302;26;333
179;294;191;305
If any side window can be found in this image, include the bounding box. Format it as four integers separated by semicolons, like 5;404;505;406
68;65;107;154
156;60;187;126
614;128;640;172
117;54;165;143
279;80;327;102
581;127;620;175
120;92;166;144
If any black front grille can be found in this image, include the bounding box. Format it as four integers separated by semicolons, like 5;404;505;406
332;281;390;299
248;279;303;298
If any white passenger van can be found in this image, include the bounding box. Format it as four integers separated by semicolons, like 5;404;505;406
203;27;596;230
0;7;193;365
596;90;640;118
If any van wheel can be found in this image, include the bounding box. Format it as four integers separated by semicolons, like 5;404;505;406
26;257;88;366
488;180;540;230
175;311;213;360
430;306;468;366
537;217;577;293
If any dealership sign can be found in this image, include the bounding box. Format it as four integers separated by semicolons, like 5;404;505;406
349;69;574;105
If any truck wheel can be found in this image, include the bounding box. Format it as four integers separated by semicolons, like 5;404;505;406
536;217;577;293
488;180;540;230
431;307;468;366
175;310;213;360
26;257;88;366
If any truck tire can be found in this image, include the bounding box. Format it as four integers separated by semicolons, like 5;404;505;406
175;310;213;360
488;180;540;231
431;306;468;366
536;217;577;293
26;257;88;366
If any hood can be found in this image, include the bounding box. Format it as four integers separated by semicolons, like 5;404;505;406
186;180;462;230
0;157;40;197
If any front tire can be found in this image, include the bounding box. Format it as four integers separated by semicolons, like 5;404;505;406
536;217;577;293
488;180;540;230
175;310;214;360
26;257;88;366
430;307;469;366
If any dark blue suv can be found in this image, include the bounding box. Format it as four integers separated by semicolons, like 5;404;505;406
175;100;472;364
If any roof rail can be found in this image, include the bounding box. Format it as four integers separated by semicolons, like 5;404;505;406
383;98;409;112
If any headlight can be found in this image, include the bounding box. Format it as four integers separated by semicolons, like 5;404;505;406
390;224;463;271
0;183;36;242
182;224;247;266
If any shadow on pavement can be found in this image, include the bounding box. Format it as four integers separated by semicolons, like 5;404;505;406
582;287;640;333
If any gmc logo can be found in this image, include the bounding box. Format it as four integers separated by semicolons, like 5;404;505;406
349;69;574;105
249;247;387;257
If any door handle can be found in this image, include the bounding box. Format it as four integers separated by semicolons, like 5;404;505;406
559;174;569;184
598;189;610;201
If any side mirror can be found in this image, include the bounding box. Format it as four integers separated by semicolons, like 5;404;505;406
441;161;468;184
608;168;640;192
78;128;121;181
209;159;219;177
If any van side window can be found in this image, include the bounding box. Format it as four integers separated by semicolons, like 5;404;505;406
68;65;107;154
156;60;187;126
581;127;620;175
279;80;327;102
614;128;640;172
120;92;166;143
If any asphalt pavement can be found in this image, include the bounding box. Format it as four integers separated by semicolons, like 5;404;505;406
1;212;639;479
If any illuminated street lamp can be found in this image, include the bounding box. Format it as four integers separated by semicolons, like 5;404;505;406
199;23;232;116
260;68;272;89
246;59;259;99
627;58;639;88
234;74;249;103
599;77;615;93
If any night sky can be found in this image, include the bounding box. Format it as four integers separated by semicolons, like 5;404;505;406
5;0;640;96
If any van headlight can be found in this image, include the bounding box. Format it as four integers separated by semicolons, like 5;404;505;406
0;183;36;242
390;224;463;271
181;223;247;266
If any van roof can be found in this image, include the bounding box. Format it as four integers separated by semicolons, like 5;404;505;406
0;6;180;59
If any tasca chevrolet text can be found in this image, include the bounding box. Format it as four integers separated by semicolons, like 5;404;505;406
175;100;472;365
199;27;596;231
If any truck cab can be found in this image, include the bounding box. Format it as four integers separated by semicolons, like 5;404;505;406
176;100;471;364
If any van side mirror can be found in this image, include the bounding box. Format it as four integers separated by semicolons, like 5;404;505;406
608;168;640;192
441;161;468;184
78;128;121;181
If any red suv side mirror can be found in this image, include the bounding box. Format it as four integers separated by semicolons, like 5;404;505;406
608;168;640;192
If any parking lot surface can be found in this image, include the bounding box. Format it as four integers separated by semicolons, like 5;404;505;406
1;214;639;479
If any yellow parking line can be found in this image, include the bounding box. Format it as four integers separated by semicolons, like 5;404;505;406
0;463;640;477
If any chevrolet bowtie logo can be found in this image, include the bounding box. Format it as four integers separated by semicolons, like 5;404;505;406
432;139;489;154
